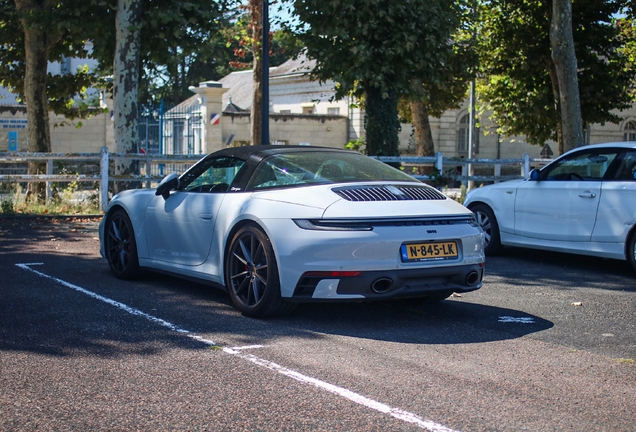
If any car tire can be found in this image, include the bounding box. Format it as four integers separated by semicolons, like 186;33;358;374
105;209;141;279
470;203;503;256
627;229;636;273
226;224;294;318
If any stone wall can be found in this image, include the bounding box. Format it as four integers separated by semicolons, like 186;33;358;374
50;111;112;153
0;105;111;153
222;112;349;149
0;106;27;152
3;96;634;157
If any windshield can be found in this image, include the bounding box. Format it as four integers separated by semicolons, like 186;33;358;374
249;151;418;190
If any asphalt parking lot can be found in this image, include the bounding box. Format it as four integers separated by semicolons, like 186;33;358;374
1;217;634;431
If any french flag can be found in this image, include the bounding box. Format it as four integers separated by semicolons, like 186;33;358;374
210;113;221;125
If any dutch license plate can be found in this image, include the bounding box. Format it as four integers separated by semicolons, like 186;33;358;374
401;241;458;262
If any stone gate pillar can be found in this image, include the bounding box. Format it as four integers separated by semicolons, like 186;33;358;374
188;81;229;153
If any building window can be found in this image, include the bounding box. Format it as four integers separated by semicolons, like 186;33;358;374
623;120;636;141
173;120;184;155
279;110;291;114
457;114;479;155
301;102;315;114
60;57;72;75
457;114;469;153
327;107;340;115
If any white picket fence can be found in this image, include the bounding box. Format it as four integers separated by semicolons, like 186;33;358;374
0;146;553;211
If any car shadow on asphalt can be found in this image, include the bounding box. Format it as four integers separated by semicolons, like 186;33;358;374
484;246;635;292
134;272;554;347
275;299;554;345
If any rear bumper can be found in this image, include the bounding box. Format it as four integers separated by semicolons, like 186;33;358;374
291;263;484;301
263;218;485;298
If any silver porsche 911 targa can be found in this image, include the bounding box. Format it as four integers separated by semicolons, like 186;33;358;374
100;145;485;317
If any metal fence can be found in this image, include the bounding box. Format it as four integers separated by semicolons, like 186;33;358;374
0;148;553;212
0;147;201;211
138;102;204;155
375;153;553;183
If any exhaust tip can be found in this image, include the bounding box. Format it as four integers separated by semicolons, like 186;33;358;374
371;277;394;294
465;271;480;286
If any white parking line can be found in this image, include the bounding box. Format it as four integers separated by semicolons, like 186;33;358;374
16;263;459;432
230;344;266;350
498;316;535;324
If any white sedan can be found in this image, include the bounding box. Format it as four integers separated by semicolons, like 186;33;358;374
100;145;485;317
464;142;636;272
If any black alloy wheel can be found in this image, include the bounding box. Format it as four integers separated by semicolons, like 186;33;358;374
226;224;293;318
105;210;140;279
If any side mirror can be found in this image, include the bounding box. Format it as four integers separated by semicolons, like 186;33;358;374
529;169;540;181
155;173;179;199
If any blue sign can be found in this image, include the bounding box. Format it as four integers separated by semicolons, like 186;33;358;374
8;131;17;151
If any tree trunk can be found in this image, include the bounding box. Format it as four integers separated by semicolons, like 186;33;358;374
15;0;61;200
364;85;400;157
410;100;435;176
550;0;583;153
113;0;142;154
113;0;142;191
23;25;51;200
547;60;564;155
410;100;435;156
250;0;263;146
22;26;51;154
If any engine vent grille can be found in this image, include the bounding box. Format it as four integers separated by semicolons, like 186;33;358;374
332;185;447;202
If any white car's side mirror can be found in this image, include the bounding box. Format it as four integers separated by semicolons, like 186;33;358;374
155;173;180;199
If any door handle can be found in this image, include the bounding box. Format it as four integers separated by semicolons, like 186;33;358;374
578;191;596;198
198;213;213;220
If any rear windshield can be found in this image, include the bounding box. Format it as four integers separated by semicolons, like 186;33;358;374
249;151;418;190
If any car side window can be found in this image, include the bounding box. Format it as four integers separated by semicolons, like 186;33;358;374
544;151;617;181
182;157;245;193
614;151;636;180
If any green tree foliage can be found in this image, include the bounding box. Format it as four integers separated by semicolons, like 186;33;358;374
291;0;464;156
0;0;105;122
477;0;634;152
87;0;299;107
89;0;231;107
398;10;477;157
271;27;303;66
224;4;302;71
617;15;636;100
217;1;301;145
401;5;477;120
0;0;107;200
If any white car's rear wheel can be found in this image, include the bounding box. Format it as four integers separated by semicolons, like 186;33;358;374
471;204;503;256
105;210;140;279
226;225;293;317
